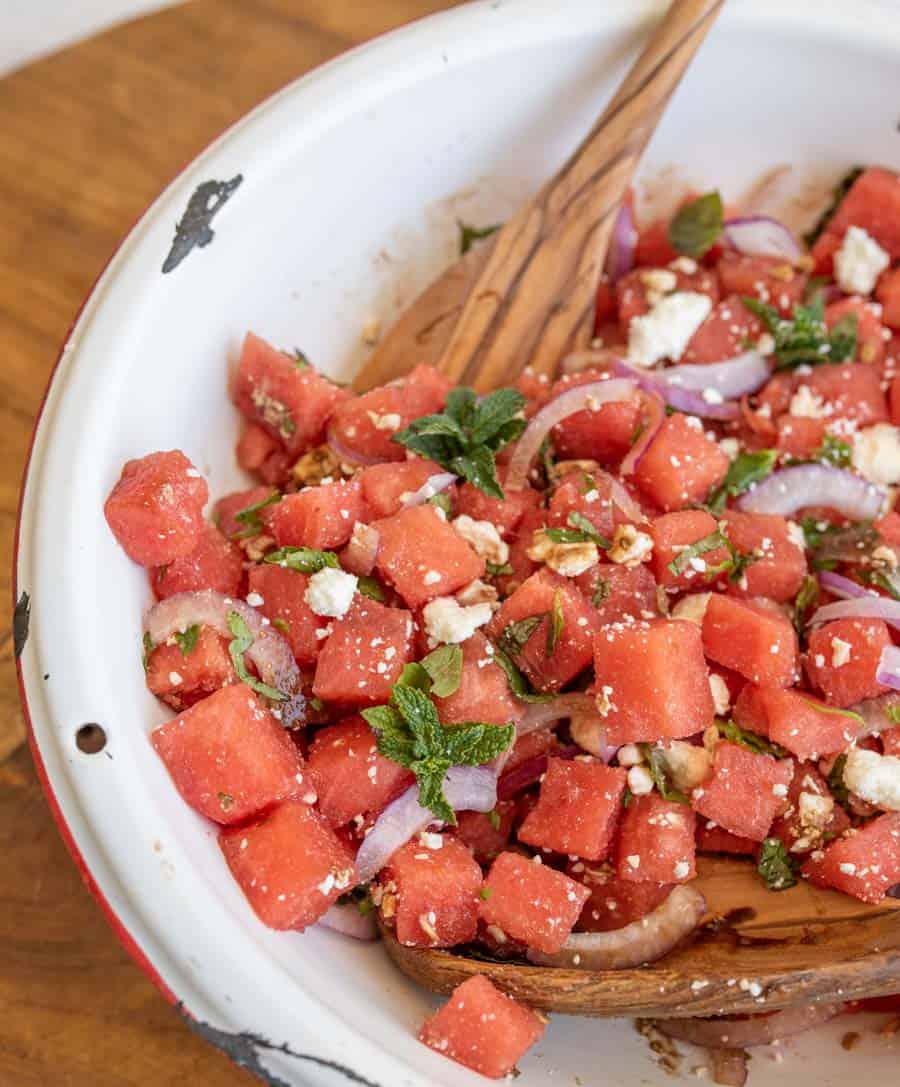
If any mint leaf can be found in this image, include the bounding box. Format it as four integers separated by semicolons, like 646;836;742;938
792;574;819;635
396;662;432;690
801;518;879;569
803;166;864;247
357;574;386;602
272;617;290;634
706;450;778;515
391;685;444;754
547;589;565;656
264;547;340;574
718;719;788;758
637;743;691;805
458;219;501;255
486;560;513;577
490;646;553;703
470;389;526;447
232;490;281;537
757;837;798;891
174;624;200;656
827;752;851;811
142;631;155;671
666;530;729;578
226;611;288;702
291;348;311;369
452;445;506;500
497;614;543;657
443;721;515;766
669;191;724;259
591;578;611;607
743;296;857;370
421;644;464;698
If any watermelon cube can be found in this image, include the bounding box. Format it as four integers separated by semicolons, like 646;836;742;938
692;740;794;842
306;715;413;828
649;509;730;591
151;685;305;824
592;618;714;746
768;762;850;855
776;416;827;459
569;862;673;931
455;469;540;538
549;370;642;464
574;562;658;625
518;757;627;861
152;522;244;600
266;478;365;551
733;684;861;760
382;834;483;948
615;794;697;883
812;167;900;264
433;632;523;727
547;469;627;540
247;564;320;667
876;266;900;330
803;361;888;427
717;252;807;316
825;298;887;368
105;450;209;566
456;801;516;864
695;824;757;856
683;295;765;364
497;506;546;597
213;485;276;540
721;511;807;603
805;618;892;707
373;505;484;608
145;626;236;711
358;459;447;519
634;414;729;512
236;421;279;473
418;974;545;1079
702;594;798;687
233;332;350;454
312;597;412;706
479;852;590;953
220;799;357;929
884;728;900;757
486;569;597;692
802;812;900;903
634;218;679;269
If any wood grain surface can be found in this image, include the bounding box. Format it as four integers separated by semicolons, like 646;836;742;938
0;3;458;1083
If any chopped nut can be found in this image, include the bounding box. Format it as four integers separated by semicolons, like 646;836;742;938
455;578;499;608
452;515;509;565
239;533;276;562
291;444;346;487
608;524;654;567
527;528;599;577
658;740;713;791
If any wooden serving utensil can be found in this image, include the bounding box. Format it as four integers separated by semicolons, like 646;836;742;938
354;0;900;1018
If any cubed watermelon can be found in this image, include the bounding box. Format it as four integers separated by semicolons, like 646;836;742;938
306;715;414;827
479;852;590;953
145;626;236;711
312;597;412;706
802;812;900;903
615;794;697;883
634;414;729;512
717;252;807;316
802;362;888;427
236;420;280;473
884;727;900;757
220;799;357;929
382;833;483;947
247;564;320;666
768;761;850;855
695;823;757;856
825;298;887;367
721;511;807;603
733;684;861;760
373;505;484;608
358;459;447;519
683;295;765;364
692;740;794;842
497;507;546;596
433;632;523;727
702;594;798;687
593;618;714;746
233;332;349;454
486;569;597;692
152;522;244;600
549;370;642;464
776;415;827;459
151;685;305;824
105;450;209;566
876;266;900;330
266;478;365;551
214;485;276;540
805;618;892;707
634;219;679;268
574;562;658;624
456;801;516;864
548;468;631;540
518;758;627;861
649;509;730;591
418;974;545;1079
812;168;900;265
569;862;673;931
455;470;540;538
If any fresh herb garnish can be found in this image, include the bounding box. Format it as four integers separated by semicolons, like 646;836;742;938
428;491;453;516
174;624;200;656
545;512;610;548
142;631;155;671
622;787;633;808
226;611;287;702
362;685;514;824
547;590;565;656
263;546;340;574
458;219;501;255
272;617;290;634
498;614;544;657
232;490;281;537
886;705;900;725
637;743;691;805
718;719;788;758
792;574;820;635
667;530;730;578
743;296;857;371
757;837;799;891
337;885;374;915
393;387;526;499
668;191;724;259
357;574;387;602
490;645;553;703
827;752;851;810
592;578;611;607
478;886;494;901
292;348;311;369
706;449;778;515
803;166;864;247
486;560;513;577
420;645;464;698
859;566;900;601
800;518;879;569
487;809;502;832
538;436;557;488
816;433;853;469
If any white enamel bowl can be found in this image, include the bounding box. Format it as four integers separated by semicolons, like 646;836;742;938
15;1;900;1084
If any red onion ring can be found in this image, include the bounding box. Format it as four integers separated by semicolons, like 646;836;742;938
341;523;380;576
736;465;885;520
620;389;666;476
810;596;900;636
817;571;872;601
709;1049;748;1087
605;202;638;284
527;884;706;969
656;1003;842;1050
723;215;803;263
517;693;600;737
144;590;305;727
877;644;900;691
504;379;638;491
612;358;740;421
399;472;456;508
355;766;497;884
602;471;648;523
318;900;378;941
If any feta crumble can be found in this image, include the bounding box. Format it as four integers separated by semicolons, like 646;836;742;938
451;515;509;565
304;567;358;618
834;226;890;296
422;596;492;645
851;423;900;486
843;747;900;811
627;291;713;366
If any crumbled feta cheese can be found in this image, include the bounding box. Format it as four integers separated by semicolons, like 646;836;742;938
834;226;890;296
843;747;900;811
830;636;852;668
798;791;834;830
701;387;724;405
671;592;711;626
772;783;789;798
422;596;492;645
708;673;731;716
718;437;739;462
673;860;691;881
527;528;598;577
852;423;900;486
617;743;643;768
304;567;358;618
627;291;713;366
640;267;678;303
625;854;641;870
246;591;265;607
789;385;827;419
168;671;183;686
757;332;775;356
608;524;654;567
627;765;655;796
451;515;509;565
366;410;402;431
669;256;698;275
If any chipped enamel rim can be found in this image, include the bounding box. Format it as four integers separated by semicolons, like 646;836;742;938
13;2;900;1085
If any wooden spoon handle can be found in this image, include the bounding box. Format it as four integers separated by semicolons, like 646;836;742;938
439;0;724;392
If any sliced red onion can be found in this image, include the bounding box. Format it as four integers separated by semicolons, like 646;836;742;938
723;215;803;264
656;1002;841;1050
850;690;900;736
355;766;497;884
817;571;872;601
612;352;768;421
341;523;380;576
709;1049;748;1087
400;472;457;508
810;596;900;636
601;471;648;523
504;379;638;491
527;884;706;969
736;465;885;520
144;590;305;727
605;202;638;284
620;389;666;476
318;900;378;941
326;422;384;467
518;692;600;737
877;644;900;691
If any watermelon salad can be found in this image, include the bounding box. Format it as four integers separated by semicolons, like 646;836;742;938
104;168;900;1082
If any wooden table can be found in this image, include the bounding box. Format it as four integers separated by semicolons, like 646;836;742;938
0;3;458;1082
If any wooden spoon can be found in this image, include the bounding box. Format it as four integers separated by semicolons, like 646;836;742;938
354;0;900;1018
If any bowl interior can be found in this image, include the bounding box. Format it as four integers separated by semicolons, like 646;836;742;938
17;1;900;1084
